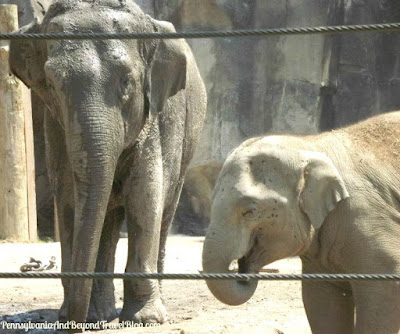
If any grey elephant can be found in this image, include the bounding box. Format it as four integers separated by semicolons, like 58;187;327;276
202;112;400;333
10;0;206;326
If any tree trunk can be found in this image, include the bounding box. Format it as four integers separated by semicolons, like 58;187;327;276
0;4;37;241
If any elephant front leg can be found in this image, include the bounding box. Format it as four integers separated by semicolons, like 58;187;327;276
302;280;354;334
44;109;75;322
352;281;400;334
120;158;167;324
301;260;354;334
87;207;124;323
55;197;74;322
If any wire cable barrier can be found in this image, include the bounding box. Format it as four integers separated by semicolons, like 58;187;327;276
0;22;400;40
1;272;400;281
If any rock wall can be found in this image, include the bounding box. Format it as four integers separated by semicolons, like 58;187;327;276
3;0;400;236
140;0;400;234
0;0;48;24
319;0;400;130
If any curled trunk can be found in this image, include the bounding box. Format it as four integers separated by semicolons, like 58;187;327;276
202;232;258;306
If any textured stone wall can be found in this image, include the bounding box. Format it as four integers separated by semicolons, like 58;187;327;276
4;0;400;236
141;0;400;234
319;0;400;130
0;0;49;25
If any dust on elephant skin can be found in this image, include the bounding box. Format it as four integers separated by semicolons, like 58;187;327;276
203;111;400;334
9;0;207;327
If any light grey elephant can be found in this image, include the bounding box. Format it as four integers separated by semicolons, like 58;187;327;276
202;112;400;333
10;0;206;327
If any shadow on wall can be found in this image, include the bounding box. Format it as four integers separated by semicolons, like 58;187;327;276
171;162;223;235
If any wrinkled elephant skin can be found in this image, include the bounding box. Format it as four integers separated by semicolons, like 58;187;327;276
203;112;400;334
9;0;206;328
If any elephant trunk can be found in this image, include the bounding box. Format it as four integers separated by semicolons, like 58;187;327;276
202;228;258;306
66;106;124;323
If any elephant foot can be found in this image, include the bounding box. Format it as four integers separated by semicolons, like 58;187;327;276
87;300;117;324
87;279;118;323
58;301;83;333
120;297;167;325
58;296;117;324
58;300;68;322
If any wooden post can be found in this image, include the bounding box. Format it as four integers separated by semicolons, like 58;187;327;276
0;4;37;241
23;84;38;241
54;196;60;242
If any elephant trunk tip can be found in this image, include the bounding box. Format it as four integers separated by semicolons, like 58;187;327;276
202;252;259;306
205;278;258;306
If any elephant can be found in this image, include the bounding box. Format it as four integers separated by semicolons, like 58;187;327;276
10;0;206;327
202;111;400;333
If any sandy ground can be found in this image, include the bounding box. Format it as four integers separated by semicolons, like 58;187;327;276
0;236;311;333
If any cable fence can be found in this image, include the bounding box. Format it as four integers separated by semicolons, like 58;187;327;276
0;22;400;40
1;272;400;281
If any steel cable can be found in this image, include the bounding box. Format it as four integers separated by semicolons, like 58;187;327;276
0;22;400;40
1;272;400;281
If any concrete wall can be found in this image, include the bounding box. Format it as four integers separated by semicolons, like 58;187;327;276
142;0;400;234
4;0;400;236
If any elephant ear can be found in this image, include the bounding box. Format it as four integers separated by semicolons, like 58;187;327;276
9;20;48;99
144;18;187;115
299;152;349;229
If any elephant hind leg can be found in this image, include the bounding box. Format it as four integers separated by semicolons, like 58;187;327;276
157;178;185;300
87;206;124;323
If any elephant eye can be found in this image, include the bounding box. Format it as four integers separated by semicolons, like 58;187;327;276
240;204;259;220
119;73;134;103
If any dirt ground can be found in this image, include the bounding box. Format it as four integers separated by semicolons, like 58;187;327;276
0;236;311;333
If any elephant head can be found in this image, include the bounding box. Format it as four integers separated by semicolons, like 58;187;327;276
10;0;189;323
202;136;349;305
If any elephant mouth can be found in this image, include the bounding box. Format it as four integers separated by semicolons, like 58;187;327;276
236;236;260;284
238;254;252;273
